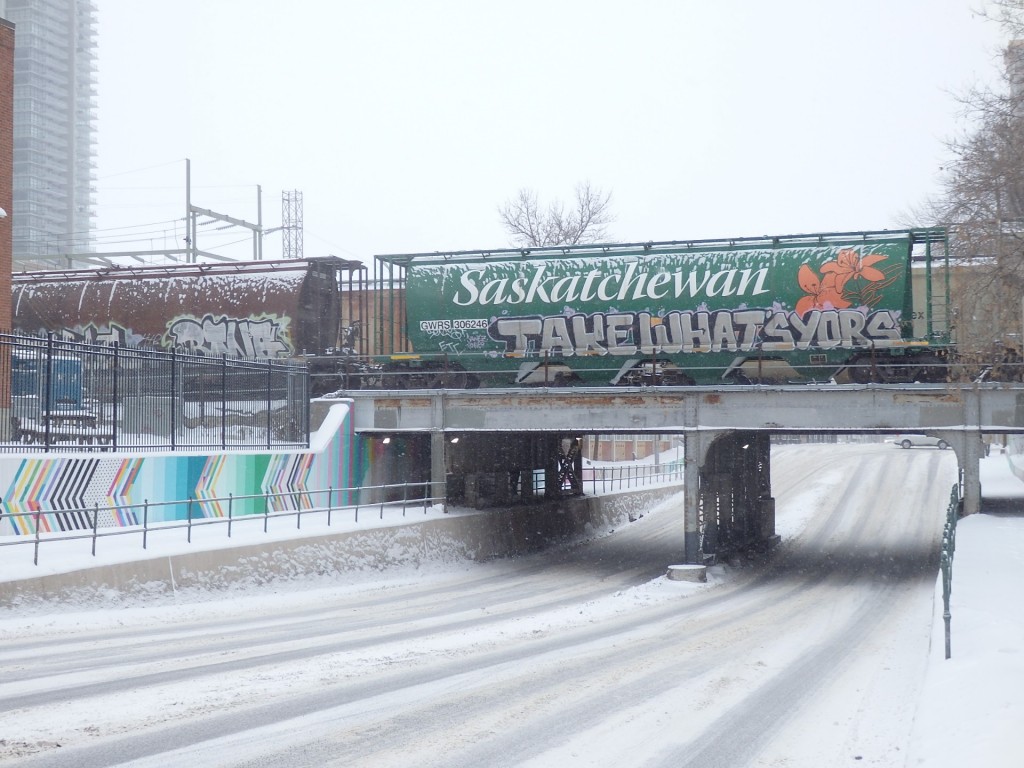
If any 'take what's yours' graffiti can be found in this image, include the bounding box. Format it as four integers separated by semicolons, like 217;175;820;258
164;314;293;357
490;308;903;356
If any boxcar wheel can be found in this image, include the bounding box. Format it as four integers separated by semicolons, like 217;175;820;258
445;370;469;389
849;356;877;384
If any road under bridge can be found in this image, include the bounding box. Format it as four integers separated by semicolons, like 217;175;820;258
339;383;1024;563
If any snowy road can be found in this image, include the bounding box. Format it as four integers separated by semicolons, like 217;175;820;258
0;443;958;767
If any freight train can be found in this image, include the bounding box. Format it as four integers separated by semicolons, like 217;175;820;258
11;228;1003;392
369;228;957;387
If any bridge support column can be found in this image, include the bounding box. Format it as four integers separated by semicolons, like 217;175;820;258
431;431;447;511
683;432;717;564
951;431;986;516
543;434;583;498
683;431;776;564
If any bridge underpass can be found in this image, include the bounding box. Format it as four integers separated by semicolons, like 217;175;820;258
342;384;1024;563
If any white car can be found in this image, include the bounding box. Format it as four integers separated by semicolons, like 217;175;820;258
896;434;949;450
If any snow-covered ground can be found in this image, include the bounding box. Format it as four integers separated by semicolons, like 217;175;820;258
0;443;1021;766
909;448;1024;766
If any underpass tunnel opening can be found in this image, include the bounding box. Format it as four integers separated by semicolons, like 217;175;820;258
437;428;781;563
365;432;433;502
442;432;586;507
442;431;693;507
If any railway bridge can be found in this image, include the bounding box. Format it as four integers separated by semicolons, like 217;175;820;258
342;383;1024;564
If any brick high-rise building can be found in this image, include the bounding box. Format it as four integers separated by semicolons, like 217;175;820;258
2;0;96;263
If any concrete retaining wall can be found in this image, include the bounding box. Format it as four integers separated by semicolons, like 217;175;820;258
0;485;683;606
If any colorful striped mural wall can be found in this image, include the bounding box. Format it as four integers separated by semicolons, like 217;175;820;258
0;402;367;535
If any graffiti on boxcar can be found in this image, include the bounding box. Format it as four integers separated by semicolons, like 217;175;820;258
488;307;903;357
46;322;148;348
163;314;293;358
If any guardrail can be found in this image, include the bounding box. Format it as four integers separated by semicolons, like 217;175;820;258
941;483;961;659
581;460;685;494
1;481;443;568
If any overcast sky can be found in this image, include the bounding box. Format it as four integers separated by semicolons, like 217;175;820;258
95;0;1009;265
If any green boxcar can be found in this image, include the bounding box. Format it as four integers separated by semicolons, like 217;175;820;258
374;228;950;387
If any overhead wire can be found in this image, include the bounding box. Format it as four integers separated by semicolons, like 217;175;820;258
33;158;283;257
95;158;185;181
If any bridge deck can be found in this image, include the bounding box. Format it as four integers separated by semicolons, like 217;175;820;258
344;384;1024;435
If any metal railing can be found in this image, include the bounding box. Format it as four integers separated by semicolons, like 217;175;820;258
580;460;685;495
1;481;444;567
1;459;687;568
940;483;961;659
1;332;310;452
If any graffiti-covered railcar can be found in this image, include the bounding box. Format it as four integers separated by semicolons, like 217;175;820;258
12;256;367;360
373;228;952;386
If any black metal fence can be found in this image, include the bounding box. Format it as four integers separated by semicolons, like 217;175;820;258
0;481;442;567
1;333;310;452
579;460;686;494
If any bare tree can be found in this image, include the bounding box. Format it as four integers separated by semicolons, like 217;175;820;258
498;182;614;247
985;0;1024;37
926;11;1024;376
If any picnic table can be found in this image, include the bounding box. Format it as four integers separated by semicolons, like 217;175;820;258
10;414;114;449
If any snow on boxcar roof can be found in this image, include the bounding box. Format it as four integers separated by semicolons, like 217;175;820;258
12;255;365;284
374;228;944;267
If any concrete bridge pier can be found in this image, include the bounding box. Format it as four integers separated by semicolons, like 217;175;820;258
684;430;777;564
946;431;987;516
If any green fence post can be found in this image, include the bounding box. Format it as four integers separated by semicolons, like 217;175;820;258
941;483;959;660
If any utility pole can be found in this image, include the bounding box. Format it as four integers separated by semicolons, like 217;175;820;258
185;158;194;262
184;158;265;261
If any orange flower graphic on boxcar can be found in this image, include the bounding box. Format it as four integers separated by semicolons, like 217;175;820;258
795;250;888;316
819;249;887;294
795;264;851;316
